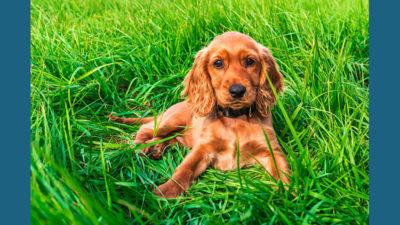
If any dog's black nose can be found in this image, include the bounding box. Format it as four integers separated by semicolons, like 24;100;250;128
229;84;246;98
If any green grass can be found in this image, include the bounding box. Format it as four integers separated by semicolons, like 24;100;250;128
31;0;369;224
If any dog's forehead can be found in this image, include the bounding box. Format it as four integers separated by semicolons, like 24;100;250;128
209;32;258;52
213;31;254;42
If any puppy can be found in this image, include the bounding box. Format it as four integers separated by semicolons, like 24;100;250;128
110;31;290;198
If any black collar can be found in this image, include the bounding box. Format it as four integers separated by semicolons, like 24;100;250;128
217;104;255;118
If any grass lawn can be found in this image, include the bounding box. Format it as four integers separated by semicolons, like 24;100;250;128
31;0;369;224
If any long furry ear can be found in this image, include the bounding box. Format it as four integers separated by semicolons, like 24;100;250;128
256;45;284;118
181;49;215;117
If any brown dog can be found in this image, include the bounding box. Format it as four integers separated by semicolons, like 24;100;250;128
110;32;290;198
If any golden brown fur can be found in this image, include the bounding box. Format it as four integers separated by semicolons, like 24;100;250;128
110;32;290;198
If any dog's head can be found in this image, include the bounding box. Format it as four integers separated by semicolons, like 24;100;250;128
182;32;284;117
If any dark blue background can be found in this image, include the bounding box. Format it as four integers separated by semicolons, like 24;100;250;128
0;0;398;224
0;0;30;224
370;0;400;224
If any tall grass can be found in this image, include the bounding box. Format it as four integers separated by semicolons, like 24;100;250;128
31;0;369;224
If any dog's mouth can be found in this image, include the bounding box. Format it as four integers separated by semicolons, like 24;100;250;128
216;92;255;110
225;99;255;109
228;102;247;109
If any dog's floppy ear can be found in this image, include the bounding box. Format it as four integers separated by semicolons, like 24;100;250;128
256;44;284;117
182;48;215;117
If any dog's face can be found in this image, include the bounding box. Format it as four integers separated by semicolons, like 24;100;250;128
183;32;284;117
206;35;262;110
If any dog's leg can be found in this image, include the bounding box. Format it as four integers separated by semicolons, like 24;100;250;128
128;101;192;158
133;137;179;160
154;145;214;198
109;113;155;124
257;150;291;186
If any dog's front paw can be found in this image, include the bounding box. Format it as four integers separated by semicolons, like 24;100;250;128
137;138;165;160
154;180;185;198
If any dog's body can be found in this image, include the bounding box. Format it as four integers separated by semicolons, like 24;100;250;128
110;32;290;198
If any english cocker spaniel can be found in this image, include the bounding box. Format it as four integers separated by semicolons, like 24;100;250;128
110;31;290;198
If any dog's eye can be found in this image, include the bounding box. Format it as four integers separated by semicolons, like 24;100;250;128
213;59;224;69
245;58;256;67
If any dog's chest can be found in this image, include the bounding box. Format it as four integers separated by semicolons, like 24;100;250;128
209;118;270;171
